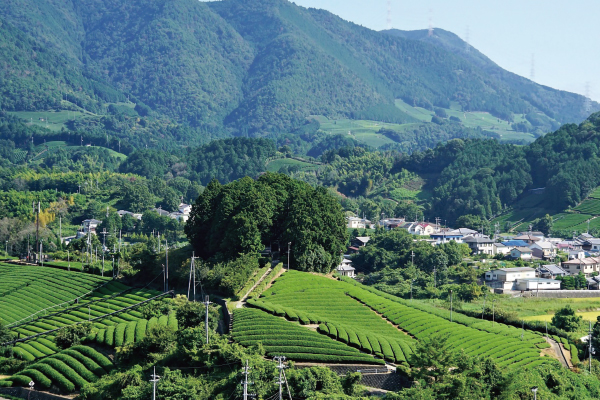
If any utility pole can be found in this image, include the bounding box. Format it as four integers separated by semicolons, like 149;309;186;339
287;242;291;270
241;360;252;400
40;239;43;266
158;232;161;253
274;356;287;400
188;253;196;301
450;289;453;322
589;320;593;374
203;295;212;344
150;367;160;400
165;239;169;292
59;216;62;247
36;202;40;263
482;294;487;319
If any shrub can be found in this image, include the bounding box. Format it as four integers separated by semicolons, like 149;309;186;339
125;321;137;345
30;363;75;393
105;326;116;347
135;319;148;342
10;375;33;387
70;346;113;372
18;369;52;389
62;350;105;376
53;354;97;382
40;358;88;389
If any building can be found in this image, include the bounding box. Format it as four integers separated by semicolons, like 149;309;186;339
484;267;536;290
463;235;495;255
537;264;569;279
502;240;530;248
493;243;511;256
515;278;561;291
583;239;600;252
514;234;543;245
510;247;533;260
529;241;557;260
337;259;356;278
430;231;464;244
352;237;370;247
380;218;405;230
117;210;142;220
347;217;371;230
561;257;600;276
82;219;102;234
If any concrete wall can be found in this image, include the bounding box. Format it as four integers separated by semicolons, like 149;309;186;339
523;290;600;298
0;387;68;400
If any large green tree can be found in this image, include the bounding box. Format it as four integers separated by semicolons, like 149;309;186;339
185;173;346;273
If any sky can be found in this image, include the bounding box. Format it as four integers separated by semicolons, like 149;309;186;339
290;0;600;101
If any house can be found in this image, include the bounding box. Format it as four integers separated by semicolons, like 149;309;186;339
537;264;569;279
152;207;171;217
515;278;561;291
484;267;536;290
493;243;511;256
117;210;142;220
352;237;370;248
337;259;356;278
463;235;495;255
514;234;543;245
450;228;478;236
347;217;371;230
586;276;600;290
561;257;600;276
583;239;600;252
517;231;545;240
430;231;464;244
380;218;405;230
510;247;533;260
502;240;530;248
82;219;102;234
529;241;557;260
569;250;589;260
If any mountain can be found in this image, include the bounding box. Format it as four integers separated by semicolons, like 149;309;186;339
0;0;597;142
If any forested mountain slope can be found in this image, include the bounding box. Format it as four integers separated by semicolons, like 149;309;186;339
0;0;596;142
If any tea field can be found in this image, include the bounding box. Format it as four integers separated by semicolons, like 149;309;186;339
0;264;173;393
0;263;110;325
234;271;558;370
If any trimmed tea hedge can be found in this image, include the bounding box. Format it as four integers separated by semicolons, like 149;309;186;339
233;308;383;364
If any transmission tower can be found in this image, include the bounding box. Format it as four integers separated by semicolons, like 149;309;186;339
465;26;471;53
386;0;392;30
428;9;434;37
584;82;592;114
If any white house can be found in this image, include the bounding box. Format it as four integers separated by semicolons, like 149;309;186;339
485;267;536;290
82;219;102;234
337;259;356;278
516;278;561;291
493;243;511;256
347;217;371;230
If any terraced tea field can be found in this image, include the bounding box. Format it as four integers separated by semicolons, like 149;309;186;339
0;264;110;325
0;264;174;393
235;271;557;370
233;309;382;364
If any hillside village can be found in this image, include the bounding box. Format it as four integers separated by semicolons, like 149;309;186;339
344;216;600;294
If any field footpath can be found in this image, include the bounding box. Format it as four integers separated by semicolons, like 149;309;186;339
544;337;571;368
236;267;273;308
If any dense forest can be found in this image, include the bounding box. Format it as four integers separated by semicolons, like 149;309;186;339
0;0;596;143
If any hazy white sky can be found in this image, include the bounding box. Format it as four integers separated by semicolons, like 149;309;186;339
290;0;600;101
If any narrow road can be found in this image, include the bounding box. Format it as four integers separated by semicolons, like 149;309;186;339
236;267;272;308
546;337;571;368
